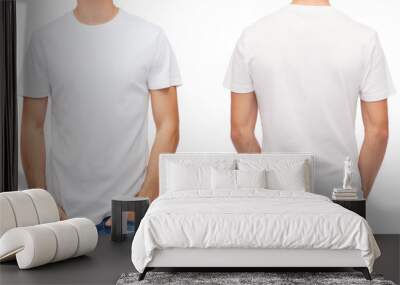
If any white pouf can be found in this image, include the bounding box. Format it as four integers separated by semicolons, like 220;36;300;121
65;218;98;257
0;190;60;234
0;218;98;269
0;225;57;269
24;189;60;224
0;196;17;237
0;191;39;227
43;221;79;262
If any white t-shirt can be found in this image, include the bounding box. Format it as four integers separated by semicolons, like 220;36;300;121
224;4;395;196
23;10;181;224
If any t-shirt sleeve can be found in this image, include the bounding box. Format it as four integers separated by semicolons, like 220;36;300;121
22;31;51;98
223;31;254;93
359;32;396;102
147;30;182;90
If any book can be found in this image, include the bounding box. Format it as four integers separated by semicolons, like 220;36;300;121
332;196;359;200
332;187;360;200
332;193;359;200
333;188;358;193
333;191;358;195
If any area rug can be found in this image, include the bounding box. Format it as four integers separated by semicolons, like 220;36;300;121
116;272;396;285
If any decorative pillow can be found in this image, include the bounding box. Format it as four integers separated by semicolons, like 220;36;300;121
211;168;237;190
236;170;267;189
237;159;309;192
167;162;211;191
266;163;306;191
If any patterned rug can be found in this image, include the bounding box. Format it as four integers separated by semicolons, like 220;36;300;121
117;272;396;285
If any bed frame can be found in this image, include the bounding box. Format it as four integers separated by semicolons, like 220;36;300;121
139;153;372;281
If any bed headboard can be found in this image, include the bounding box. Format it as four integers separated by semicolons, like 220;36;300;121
159;153;315;195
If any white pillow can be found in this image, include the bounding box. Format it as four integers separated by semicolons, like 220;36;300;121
211;168;236;190
167;162;211;191
237;170;267;189
237;159;309;192
266;164;306;191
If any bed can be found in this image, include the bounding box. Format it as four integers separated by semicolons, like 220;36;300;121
131;153;380;281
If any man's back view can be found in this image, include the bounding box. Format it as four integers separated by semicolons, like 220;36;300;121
225;1;395;197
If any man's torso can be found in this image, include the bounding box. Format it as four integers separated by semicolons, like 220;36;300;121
243;6;375;195
36;11;163;223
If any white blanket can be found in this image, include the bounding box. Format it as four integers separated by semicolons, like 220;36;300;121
131;190;380;273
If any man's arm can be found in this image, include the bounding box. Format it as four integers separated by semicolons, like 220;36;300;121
358;99;389;199
21;97;68;219
136;87;180;202
231;92;261;153
21;97;48;188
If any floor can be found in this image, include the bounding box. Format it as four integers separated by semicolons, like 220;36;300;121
0;235;133;285
0;235;398;285
374;235;400;284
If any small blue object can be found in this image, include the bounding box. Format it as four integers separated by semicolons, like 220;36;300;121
96;217;135;236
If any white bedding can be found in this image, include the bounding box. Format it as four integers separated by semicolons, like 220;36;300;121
131;190;380;273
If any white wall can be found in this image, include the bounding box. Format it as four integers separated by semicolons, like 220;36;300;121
16;0;400;233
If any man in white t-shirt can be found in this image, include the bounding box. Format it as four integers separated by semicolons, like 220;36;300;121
224;0;395;198
21;0;181;227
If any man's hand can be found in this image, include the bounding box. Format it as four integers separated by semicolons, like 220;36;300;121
105;184;157;227
359;99;389;199
58;206;68;220
136;183;158;203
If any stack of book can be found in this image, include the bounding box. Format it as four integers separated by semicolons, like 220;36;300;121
332;188;359;200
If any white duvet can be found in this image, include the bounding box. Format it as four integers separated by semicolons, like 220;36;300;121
131;190;380;273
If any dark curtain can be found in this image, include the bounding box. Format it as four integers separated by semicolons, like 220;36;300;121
0;0;18;192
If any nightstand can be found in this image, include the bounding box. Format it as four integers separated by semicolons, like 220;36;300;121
332;199;366;218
